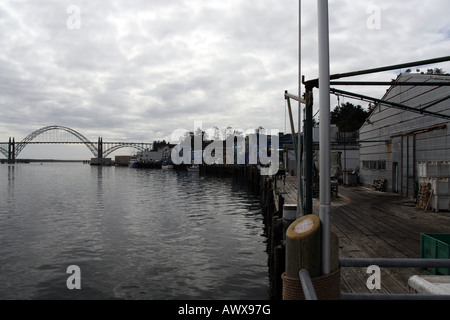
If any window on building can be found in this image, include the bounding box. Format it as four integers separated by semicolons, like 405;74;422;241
362;160;386;171
363;161;369;170
370;161;377;170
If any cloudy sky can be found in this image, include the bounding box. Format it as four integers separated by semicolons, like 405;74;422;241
1;0;450;159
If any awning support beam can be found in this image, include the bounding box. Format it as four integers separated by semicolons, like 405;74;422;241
330;88;450;121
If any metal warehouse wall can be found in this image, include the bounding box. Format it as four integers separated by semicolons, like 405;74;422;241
359;73;450;196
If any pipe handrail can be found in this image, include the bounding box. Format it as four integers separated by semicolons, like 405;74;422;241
341;293;450;300
339;258;450;268
297;259;450;300
298;269;318;300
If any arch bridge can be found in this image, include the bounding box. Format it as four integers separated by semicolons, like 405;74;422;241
1;125;152;163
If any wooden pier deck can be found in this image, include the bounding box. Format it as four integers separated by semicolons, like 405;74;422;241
275;176;450;295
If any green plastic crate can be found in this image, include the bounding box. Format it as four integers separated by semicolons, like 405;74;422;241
420;233;450;275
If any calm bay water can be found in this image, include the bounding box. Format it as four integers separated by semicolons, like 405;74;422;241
0;163;268;300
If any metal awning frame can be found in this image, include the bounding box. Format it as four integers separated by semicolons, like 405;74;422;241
302;55;450;121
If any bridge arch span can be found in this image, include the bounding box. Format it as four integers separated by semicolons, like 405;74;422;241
15;125;98;158
103;144;148;157
0;145;8;158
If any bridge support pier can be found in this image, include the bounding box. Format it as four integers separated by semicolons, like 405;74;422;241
8;137;15;164
90;137;112;166
98;137;103;159
90;158;113;166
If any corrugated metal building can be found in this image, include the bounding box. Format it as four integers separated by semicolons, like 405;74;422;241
359;73;450;210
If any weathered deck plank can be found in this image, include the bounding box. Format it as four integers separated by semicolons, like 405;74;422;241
274;176;450;295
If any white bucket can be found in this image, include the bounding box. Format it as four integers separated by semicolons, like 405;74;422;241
283;204;297;221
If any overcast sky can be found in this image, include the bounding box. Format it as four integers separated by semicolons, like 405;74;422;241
1;0;450;158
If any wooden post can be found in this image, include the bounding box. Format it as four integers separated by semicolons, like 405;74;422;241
285;214;321;279
273;244;285;300
330;231;340;273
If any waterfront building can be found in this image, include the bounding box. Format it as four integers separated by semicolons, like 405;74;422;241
358;73;450;210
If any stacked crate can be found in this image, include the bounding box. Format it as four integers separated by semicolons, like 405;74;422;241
417;182;432;210
417;162;450;212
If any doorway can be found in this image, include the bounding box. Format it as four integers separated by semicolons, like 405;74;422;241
392;162;399;193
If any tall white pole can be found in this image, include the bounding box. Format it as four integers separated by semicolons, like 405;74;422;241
318;0;331;275
297;0;302;217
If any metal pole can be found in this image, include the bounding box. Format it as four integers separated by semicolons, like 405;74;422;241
330;88;450;120
305;87;313;215
284;92;305;102
330;81;450;86
318;0;331;275
297;0;302;218
330;55;450;80
341;293;450;301
285;92;306;213
299;269;318;300
12;138;15;162
285;94;298;164
8;137;11;163
340;258;450;268
305;56;450;86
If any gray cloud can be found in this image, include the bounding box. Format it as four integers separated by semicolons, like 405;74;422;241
1;0;450;154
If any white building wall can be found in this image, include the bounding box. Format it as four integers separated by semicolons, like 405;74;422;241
137;149;164;162
359;73;450;196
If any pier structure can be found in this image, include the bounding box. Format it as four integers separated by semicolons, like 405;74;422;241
267;175;450;299
198;164;450;299
274;0;450;301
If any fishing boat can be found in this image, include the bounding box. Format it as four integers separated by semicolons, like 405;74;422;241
128;158;140;168
161;162;173;170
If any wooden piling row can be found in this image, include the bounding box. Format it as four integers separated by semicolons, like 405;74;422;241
259;174;286;300
198;164;339;300
198;164;284;299
260;173;341;300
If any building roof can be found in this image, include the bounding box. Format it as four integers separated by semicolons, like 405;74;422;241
360;73;450;134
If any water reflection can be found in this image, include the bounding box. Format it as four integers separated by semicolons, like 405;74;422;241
0;164;268;300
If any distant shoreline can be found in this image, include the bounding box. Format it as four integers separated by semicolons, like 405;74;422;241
1;159;88;163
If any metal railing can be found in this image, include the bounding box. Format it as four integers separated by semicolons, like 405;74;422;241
340;258;450;269
298;258;450;300
298;269;318;300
